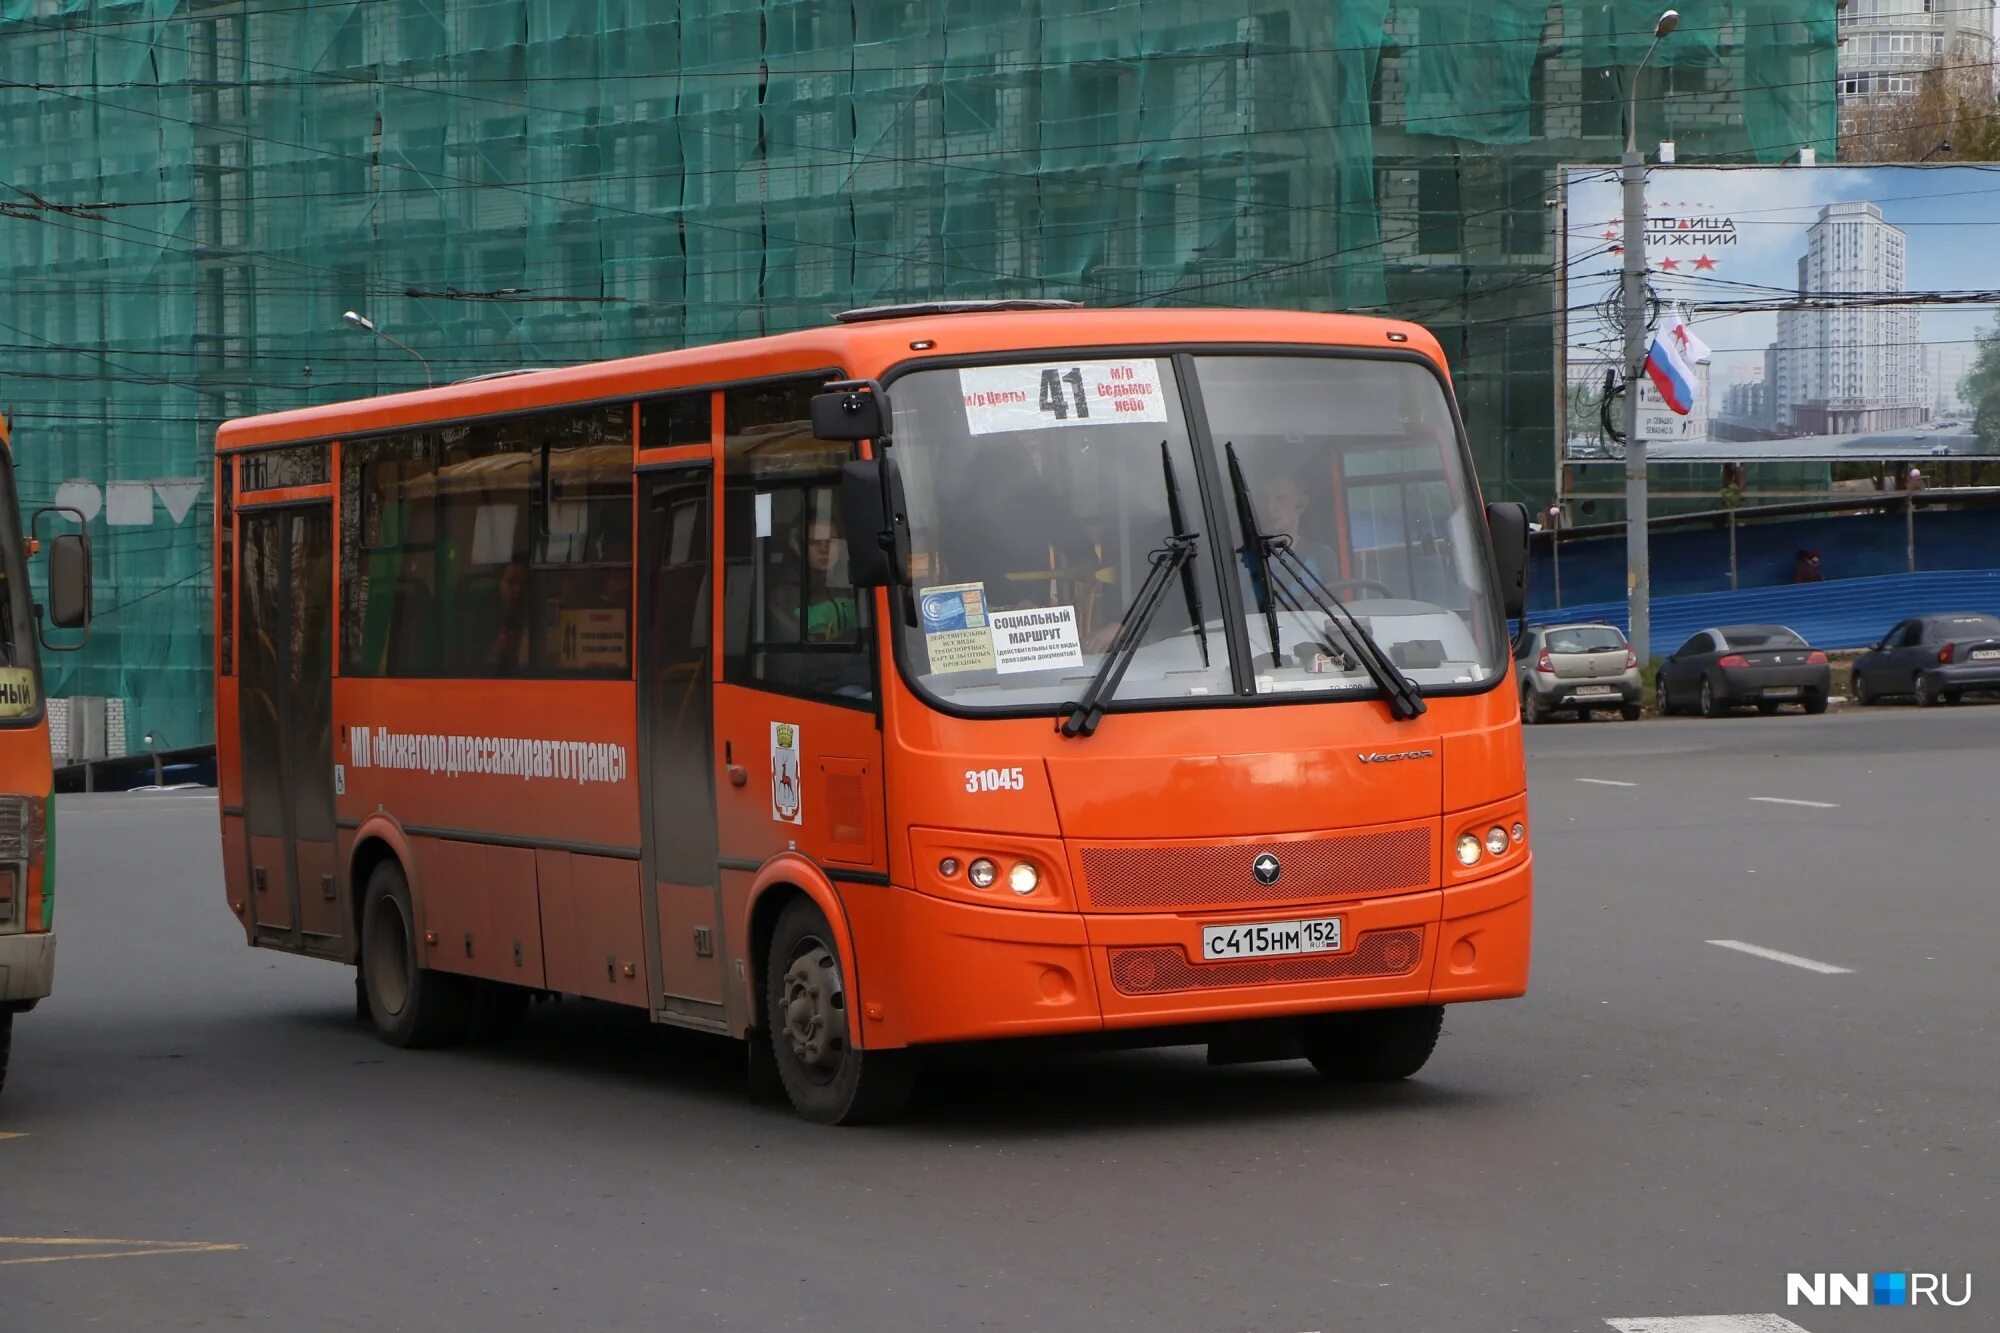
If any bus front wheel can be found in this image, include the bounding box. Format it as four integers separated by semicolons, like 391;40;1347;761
765;897;912;1125
360;860;471;1049
1300;1005;1444;1082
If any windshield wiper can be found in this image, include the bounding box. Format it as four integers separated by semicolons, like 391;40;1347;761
1057;447;1202;738
1224;443;1426;722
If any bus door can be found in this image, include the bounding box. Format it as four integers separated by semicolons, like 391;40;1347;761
237;503;342;954
637;466;727;1029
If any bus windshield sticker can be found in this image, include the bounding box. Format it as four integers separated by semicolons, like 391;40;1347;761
771;722;802;825
959;361;1167;435
0;667;36;717
919;582;995;674
989;605;1083;675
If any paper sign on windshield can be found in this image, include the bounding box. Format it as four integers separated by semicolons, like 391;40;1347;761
920;582;996;674
989;606;1084;675
960;361;1168;435
0;668;34;718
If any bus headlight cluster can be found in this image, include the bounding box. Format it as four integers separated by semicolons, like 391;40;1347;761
941;855;1041;897
1457;822;1526;868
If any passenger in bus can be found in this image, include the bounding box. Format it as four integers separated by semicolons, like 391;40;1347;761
768;511;860;643
485;558;532;673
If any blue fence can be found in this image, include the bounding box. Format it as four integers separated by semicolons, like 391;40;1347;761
1521;570;2000;653
1530;504;2000;609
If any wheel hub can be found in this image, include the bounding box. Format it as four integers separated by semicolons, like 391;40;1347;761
781;942;847;1074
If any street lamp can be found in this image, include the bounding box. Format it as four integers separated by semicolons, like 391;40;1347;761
1619;8;1678;665
342;310;433;388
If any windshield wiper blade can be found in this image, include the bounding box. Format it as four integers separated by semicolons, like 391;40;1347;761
1158;440;1209;670
1223;442;1284;663
1223;443;1426;722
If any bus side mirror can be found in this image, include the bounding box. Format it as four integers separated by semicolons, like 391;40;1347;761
839;457;909;589
1486;501;1529;622
813;388;886;442
47;533;91;630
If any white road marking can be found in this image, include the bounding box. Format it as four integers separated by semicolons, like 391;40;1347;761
1574;778;1638;787
1606;1317;1815;1333
1707;940;1853;975
1748;796;1840;809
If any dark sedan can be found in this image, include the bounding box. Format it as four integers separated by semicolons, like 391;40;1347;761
1851;612;2000;708
1655;624;1831;717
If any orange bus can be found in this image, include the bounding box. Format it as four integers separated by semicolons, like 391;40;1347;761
0;411;93;1097
213;303;1532;1123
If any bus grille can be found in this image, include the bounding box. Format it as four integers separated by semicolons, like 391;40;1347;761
1109;928;1426;996
1078;827;1433;911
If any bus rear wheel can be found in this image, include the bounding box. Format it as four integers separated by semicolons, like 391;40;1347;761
1300;1005;1444;1082
360;860;471;1049
765;897;912;1125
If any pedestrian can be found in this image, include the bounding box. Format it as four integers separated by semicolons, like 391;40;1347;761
1793;548;1823;584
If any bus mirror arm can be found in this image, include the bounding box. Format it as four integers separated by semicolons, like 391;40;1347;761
1486;501;1530;622
31;506;91;649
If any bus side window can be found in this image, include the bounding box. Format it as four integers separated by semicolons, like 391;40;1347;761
720;377;873;707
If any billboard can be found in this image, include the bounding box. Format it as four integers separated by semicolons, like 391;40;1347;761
1561;165;2000;462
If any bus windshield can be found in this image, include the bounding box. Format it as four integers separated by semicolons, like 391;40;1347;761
888;352;1505;714
0;457;38;700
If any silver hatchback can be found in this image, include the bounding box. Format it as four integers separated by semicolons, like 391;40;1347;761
1515;622;1643;723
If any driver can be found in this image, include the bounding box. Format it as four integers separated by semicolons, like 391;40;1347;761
1242;467;1343;606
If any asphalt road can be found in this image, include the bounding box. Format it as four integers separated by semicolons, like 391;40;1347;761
4;707;1995;1332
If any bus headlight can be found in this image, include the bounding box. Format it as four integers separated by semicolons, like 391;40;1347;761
1455;834;1482;866
967;858;998;889
1485;826;1510;857
1008;862;1040;896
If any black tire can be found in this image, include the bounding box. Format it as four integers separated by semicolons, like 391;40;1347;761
1853;674;1875;706
1301;1005;1445;1082
1914;672;1939;708
360;859;472;1049
1620;702;1643;722
1804;692;1829;716
765;897;913;1125
1700;677;1725;718
1655;676;1673;716
1519;685;1543;726
0;1010;12;1098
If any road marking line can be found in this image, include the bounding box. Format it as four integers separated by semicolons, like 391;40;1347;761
0;1132;25;1142
1749;797;1840;809
1606;1317;1815;1333
1707;940;1853;975
1575;778;1638;787
0;1236;245;1267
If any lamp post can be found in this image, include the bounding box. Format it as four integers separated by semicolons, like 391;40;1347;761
342;310;433;388
1620;8;1678;665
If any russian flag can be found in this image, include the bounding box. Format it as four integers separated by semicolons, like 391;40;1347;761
1644;325;1699;416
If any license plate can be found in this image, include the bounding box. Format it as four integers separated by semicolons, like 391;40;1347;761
1764;686;1800;698
1973;649;2000;661
1202;916;1342;961
1574;685;1615;696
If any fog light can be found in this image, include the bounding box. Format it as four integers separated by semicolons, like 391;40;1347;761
1455;834;1482;866
938;857;960;878
1008;862;1040;895
968;858;998;888
1511;822;1526;844
1485;826;1509;857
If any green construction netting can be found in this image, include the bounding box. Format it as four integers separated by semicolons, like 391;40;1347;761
0;0;1838;748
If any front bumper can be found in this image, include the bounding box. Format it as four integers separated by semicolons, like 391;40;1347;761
840;860;1531;1049
0;930;55;1006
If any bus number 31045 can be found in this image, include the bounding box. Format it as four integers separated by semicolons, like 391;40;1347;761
965;767;1027;793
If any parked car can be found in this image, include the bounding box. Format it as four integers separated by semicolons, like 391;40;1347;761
1514;622;1643;723
1655;624;1831;717
1851;612;2000;707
